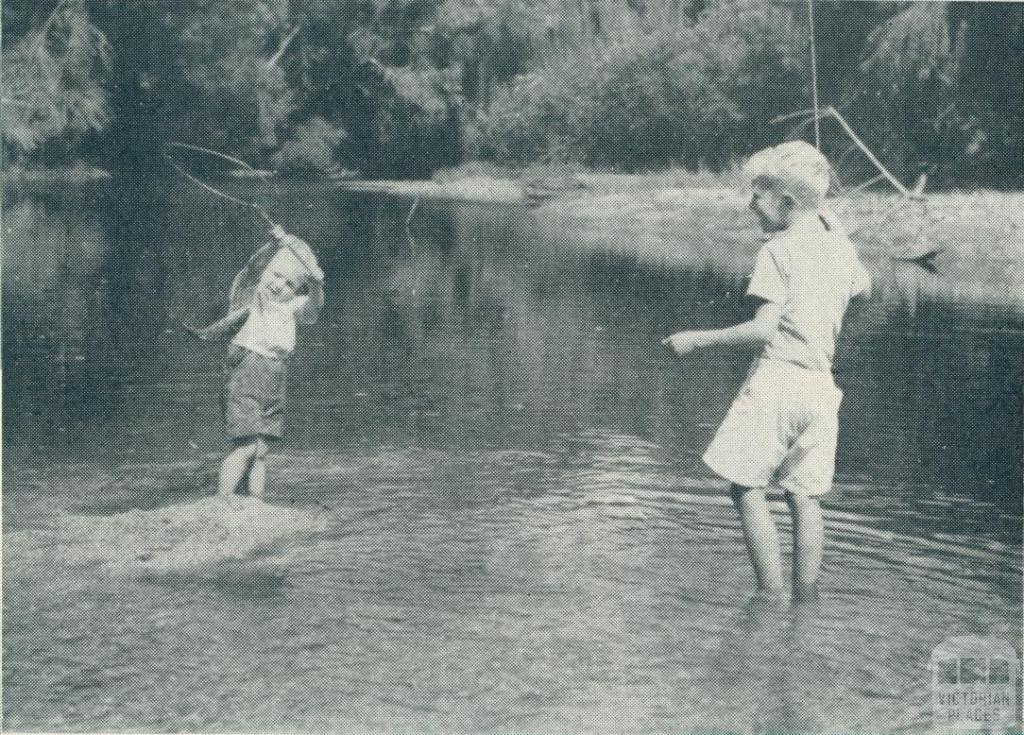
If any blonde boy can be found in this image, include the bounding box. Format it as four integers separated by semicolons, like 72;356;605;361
662;141;870;600
189;226;325;498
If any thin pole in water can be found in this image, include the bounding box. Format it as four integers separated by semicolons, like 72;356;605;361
406;194;420;227
807;0;821;150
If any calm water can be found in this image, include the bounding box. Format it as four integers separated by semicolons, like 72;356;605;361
3;180;1021;732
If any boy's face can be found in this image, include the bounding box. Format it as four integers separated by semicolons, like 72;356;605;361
749;179;793;233
261;261;304;303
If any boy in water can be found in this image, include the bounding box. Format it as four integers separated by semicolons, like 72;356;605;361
189;225;324;498
662;141;870;600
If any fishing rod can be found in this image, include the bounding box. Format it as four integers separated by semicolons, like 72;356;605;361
162;141;326;277
165;140;421;269
162;141;276;227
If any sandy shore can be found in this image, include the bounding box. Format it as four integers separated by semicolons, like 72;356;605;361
332;170;738;204
6;494;329;576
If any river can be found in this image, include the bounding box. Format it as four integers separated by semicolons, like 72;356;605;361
3;180;1021;732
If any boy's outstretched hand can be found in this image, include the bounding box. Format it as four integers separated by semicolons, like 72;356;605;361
661;331;704;356
183;323;212;341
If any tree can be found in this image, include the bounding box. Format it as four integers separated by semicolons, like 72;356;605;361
471;0;810;170
853;1;1023;187
1;0;111;164
1;0;1020;185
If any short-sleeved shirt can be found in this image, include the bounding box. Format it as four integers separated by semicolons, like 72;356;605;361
747;214;870;373
231;292;310;359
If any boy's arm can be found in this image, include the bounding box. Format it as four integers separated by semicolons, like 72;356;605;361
292;279;324;324
185;306;250;340
661;301;781;356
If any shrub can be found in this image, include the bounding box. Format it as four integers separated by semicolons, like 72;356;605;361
1;0;111;163
471;0;809;171
272;116;347;175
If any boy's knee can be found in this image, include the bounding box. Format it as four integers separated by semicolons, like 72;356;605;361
254;438;270;459
730;483;759;506
785;491;820;513
227;439;258;458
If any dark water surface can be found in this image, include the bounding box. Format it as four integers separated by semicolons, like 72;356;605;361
3;181;1021;732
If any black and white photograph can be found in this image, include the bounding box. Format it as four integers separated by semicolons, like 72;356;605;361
2;0;1021;731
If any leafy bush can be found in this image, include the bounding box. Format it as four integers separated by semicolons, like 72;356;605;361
471;0;808;171
272;116;347;175
1;0;111;162
853;2;1024;188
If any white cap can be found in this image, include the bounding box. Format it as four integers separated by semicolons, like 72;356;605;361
743;140;831;203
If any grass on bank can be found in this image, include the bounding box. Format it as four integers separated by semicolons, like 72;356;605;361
3;163;112;187
430;162;1024;308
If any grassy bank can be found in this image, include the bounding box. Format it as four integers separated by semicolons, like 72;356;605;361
337;165;1022;309
543;185;1023;310
3;164;112;189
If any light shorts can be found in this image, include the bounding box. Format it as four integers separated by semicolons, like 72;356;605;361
702;358;843;496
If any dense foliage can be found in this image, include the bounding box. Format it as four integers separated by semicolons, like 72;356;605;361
1;0;111;164
470;0;810;170
2;0;1021;186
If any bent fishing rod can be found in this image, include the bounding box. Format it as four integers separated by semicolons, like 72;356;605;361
164;139;422;254
162;141;277;227
162;141;322;275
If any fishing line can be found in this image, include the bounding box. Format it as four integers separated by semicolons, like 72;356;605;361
163;141;324;278
162;141;276;226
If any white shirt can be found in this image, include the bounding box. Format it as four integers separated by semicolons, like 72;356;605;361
747;215;871;373
231;292;310;358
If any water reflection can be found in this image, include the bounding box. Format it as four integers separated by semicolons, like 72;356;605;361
2;178;179;450
708;595;823;732
4;183;1022;523
3;191;115;439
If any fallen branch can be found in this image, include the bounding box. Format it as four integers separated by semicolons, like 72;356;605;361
769;108;817;125
771;105;924;200
845;172;886;195
822;106;921;199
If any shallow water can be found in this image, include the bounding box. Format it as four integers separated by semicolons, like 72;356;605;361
3;180;1021;732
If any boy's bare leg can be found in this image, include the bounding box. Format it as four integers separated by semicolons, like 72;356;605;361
247;438;268;498
730;484;785;593
786;492;824;600
219;441;258;496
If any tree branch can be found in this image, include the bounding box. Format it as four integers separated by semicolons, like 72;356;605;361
823;106;921;199
267;26;300;68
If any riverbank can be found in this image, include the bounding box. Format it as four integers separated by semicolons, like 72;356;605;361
3;163;112;188
332;175;524;204
335;169;1024;308
333;165;738;205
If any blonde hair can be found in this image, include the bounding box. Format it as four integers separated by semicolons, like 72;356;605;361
743;140;832;206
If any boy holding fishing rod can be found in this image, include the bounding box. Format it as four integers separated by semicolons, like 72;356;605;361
187;224;325;499
662;141;870;601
